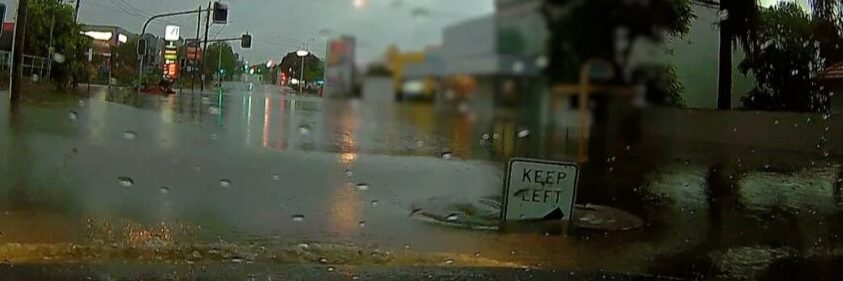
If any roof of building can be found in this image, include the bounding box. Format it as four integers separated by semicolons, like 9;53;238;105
819;61;843;80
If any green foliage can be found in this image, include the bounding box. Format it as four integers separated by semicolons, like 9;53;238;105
26;0;92;89
541;0;694;83
203;42;238;81
739;3;828;112
632;64;686;107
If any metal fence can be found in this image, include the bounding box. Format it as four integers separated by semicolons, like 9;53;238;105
0;50;50;78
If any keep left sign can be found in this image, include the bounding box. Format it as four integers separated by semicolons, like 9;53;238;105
501;158;579;221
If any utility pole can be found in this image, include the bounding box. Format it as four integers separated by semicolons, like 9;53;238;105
10;0;30;103
200;1;211;92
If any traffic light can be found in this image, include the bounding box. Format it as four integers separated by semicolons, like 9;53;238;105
137;38;147;56
241;33;252;49
213;2;229;24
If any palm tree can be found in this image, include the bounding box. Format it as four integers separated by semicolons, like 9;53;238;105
711;0;759;109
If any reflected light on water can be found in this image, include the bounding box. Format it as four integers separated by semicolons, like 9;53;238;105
263;96;271;148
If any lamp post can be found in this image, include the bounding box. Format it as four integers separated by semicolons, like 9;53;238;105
296;49;309;94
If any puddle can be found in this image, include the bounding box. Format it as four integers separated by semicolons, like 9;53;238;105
410;196;643;231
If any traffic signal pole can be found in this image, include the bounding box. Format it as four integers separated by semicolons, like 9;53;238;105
200;1;211;92
192;5;201;91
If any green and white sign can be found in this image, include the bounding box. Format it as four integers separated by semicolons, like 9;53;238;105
501;158;579;221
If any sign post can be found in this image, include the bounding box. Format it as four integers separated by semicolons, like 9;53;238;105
501;158;579;222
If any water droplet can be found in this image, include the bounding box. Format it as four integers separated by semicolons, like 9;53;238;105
732;127;738;133
625;145;631;151
219;179;232;188
77;100;85;107
318;257;328;264
444;259;454;265
370;200;379;206
774;120;780;125
271;174;281;181
327;266;336;272
359;221;366;227
517;129;530;138
68;111;78;121
492;133;501;140
415;140;424;148
446;214;459;222
352;276;360;280
118;177;134;187
210;133;219;140
298;125;312;135
473;252;481;257
208;106;220;115
123;131;137;140
355;183;370;191
441;152;453;160
159;186;171;194
403;244;411;249
481;133;490;140
345;169;353;177
292;214;305;222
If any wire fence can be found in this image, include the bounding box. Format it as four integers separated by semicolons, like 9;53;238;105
0;50;50;78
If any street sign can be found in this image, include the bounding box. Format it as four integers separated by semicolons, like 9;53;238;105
501;158;579;222
165;25;180;41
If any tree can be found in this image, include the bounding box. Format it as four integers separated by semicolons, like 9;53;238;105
740;2;828;112
26;0;92;89
277;51;324;83
541;0;694;105
203;42;238;81
716;0;760;109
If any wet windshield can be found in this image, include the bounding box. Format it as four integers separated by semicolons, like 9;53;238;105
1;0;842;280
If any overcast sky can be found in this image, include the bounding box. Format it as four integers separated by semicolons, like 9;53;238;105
0;0;493;64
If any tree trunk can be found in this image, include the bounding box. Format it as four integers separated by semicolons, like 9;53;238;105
717;20;732;110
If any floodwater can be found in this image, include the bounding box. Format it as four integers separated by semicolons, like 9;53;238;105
1;82;842;280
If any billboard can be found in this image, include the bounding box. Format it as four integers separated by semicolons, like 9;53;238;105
325;36;356;97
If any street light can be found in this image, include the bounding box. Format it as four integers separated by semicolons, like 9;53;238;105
296;49;309;94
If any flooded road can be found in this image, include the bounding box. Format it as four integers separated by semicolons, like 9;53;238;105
1;83;843;279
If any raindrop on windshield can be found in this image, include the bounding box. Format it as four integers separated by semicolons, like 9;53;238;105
292;214;305;222
159;186;171;194
68;111;78;121
352;276;360;280
219;179;232;188
345;169;354;177
493;133;501;140
208;106;220;115
517;129;530;138
441;152;453;160
298;125;312;136
370;200;379;206
774;119;780;125
118;177;134;187
123;131;137;140
327;266;336;272
359;221;366;227
473;252;481;257
444;259;455;265
319;257;328;264
355;183;370;191
446;214;459;222
271;174;281;181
